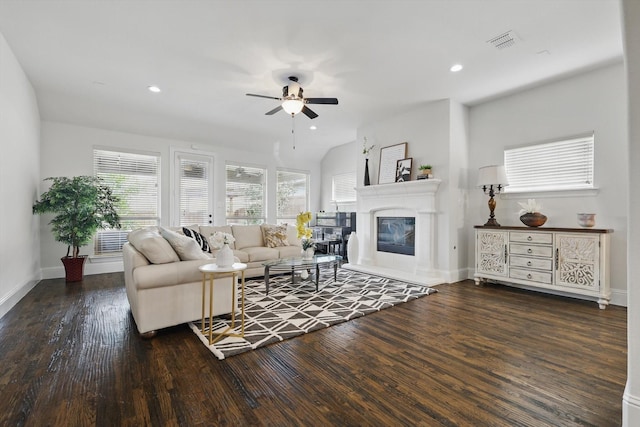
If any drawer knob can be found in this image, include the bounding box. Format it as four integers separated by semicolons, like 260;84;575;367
527;248;533;254
527;236;533;241
527;261;532;266
527;273;532;279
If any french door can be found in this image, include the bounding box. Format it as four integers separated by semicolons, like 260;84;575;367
173;151;214;226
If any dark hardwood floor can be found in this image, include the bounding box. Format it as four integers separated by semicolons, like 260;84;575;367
0;272;627;426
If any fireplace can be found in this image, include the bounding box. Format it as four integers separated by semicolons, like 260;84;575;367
346;179;442;286
377;217;415;256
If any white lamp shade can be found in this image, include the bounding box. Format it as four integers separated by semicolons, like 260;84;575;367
282;99;304;115
477;165;509;187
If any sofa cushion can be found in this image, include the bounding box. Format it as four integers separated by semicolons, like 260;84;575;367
210;248;249;263
278;245;302;258
159;227;211;261
261;224;289;248
128;227;180;264
232;225;264;250
200;225;236;249
286;225;302;247
182;227;211;253
243;246;280;262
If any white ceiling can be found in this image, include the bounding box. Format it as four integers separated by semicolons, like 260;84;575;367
0;0;623;159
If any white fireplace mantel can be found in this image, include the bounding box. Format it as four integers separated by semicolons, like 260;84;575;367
355;178;441;201
344;179;444;286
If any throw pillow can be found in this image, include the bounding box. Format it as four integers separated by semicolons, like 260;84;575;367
127;227;180;264
182;227;211;253
159;227;210;261
261;224;290;248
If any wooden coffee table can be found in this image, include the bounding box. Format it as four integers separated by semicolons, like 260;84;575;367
262;255;342;295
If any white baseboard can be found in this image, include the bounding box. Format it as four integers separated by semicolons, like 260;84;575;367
41;259;124;280
0;272;41;320
610;288;628;307
624;388;640;426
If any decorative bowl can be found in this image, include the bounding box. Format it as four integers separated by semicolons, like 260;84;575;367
577;213;596;227
520;212;547;227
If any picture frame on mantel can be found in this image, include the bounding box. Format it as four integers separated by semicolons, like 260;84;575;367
378;142;408;184
395;158;412;182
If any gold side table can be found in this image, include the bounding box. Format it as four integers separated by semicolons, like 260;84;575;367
198;262;247;345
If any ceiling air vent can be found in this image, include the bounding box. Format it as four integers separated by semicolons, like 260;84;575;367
487;30;517;50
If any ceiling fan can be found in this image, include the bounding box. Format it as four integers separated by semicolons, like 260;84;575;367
246;76;338;119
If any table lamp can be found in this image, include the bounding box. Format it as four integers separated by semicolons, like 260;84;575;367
477;165;509;226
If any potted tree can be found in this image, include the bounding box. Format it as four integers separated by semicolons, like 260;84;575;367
33;176;121;282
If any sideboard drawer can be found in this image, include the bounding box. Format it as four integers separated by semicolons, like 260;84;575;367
510;267;553;284
510;231;553;244
510;244;553;258
510;255;553;271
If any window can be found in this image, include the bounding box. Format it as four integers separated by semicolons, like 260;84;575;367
225;163;266;225
277;169;310;224
504;133;594;193
93;148;160;255
332;172;356;202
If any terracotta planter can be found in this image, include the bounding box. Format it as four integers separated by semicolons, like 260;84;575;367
61;256;87;282
519;212;547;227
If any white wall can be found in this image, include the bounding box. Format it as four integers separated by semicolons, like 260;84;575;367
39;121;322;278
357;100;463;280
0;33;41;318
467;62;628;305
320;140;357;212
623;0;640;423
447;101;470;280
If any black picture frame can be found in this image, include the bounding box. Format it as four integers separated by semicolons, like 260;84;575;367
395;158;413;182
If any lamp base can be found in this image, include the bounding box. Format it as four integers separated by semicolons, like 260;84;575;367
484;218;501;227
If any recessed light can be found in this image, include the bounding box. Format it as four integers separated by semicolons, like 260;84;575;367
450;64;463;72
148;85;161;93
310;125;317;130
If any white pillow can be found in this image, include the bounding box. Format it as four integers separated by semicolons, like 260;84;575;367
159;227;210;261
127;227;180;264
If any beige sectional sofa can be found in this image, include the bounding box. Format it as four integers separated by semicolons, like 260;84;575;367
123;223;301;336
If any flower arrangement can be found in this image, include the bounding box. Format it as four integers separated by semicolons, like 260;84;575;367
210;231;235;249
518;199;543;215
362;137;376;157
296;211;316;250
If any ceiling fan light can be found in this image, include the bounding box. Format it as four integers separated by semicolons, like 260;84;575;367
282;99;304;115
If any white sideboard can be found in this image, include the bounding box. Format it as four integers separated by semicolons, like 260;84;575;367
474;226;613;309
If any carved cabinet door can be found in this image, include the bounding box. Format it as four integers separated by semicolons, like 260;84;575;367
476;230;509;277
555;233;600;290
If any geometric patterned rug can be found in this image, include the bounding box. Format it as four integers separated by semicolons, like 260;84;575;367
189;269;437;360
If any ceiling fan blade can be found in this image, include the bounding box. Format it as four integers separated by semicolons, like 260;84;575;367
305;98;338;105
301;105;318;119
265;105;283;115
246;93;281;101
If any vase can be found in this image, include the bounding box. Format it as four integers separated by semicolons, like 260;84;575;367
302;247;315;260
347;231;359;264
364;158;370;186
519;212;547;227
61;256;87;282
577;213;596;227
215;243;234;267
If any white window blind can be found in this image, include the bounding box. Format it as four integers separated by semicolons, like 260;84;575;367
178;156;211;226
504;134;594;193
332;172;356;202
93;149;160;254
225;163;266;225
277;169;309;224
